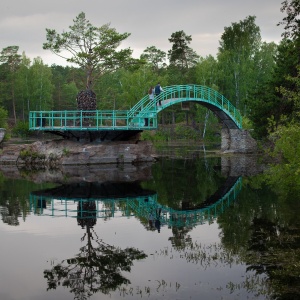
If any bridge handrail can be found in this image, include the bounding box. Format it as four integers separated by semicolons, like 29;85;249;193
29;109;134;130
129;85;242;128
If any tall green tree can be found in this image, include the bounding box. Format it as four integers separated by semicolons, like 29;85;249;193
168;30;199;70
0;46;21;124
217;16;261;111
279;0;300;40
102;66;161;110
15;52;31;120
195;55;218;87
249;38;298;138
140;46;167;74
50;65;82;110
252;42;277;93
43;12;137;90
0;106;8;129
28;58;54;111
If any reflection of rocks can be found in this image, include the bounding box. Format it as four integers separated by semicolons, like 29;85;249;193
0;139;156;166
0;163;153;184
31;181;156;199
221;155;266;177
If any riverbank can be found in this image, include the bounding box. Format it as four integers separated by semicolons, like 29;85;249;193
0;138;156;167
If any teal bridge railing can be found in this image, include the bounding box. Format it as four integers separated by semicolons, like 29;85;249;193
29;85;242;131
29;177;242;228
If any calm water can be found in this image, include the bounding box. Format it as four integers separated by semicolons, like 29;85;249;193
0;155;299;300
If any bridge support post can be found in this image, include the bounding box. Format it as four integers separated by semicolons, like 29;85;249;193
221;127;257;153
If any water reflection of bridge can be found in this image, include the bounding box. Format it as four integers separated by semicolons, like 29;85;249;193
30;177;242;228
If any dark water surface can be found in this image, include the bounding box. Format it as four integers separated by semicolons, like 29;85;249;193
0;155;299;300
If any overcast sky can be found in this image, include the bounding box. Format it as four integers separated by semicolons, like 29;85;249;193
0;0;285;66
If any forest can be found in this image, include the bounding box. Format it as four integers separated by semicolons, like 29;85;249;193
0;1;299;159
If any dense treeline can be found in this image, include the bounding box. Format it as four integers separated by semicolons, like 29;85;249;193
0;2;299;145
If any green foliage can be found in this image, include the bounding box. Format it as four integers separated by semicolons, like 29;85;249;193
270;124;300;168
151;128;170;142
242;116;253;130
217;16;262;111
279;0;300;40
28;58;54;111
174;124;200;140
168;30;199;69
0;46;22;123
0;106;8;128
19;149;46;165
0;106;9;140
43;12;137;90
195;55;218;87
140;130;155;142
62;148;70;156
263;124;300;200
60;82;78;110
277;65;300;121
12;120;30;137
248;38;297;138
140;46;167;74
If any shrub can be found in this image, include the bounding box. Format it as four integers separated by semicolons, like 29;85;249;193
0;107;8;129
12;121;31;137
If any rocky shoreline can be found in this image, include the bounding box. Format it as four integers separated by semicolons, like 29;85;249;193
0;138;156;167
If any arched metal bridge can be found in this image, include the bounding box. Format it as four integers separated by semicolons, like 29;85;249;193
29;85;242;138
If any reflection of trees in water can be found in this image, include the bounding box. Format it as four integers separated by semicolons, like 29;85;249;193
217;173;300;299
245;217;300;299
168;226;192;250
155;241;241;266
143;157;226;210
0;198;22;226
77;201;97;228
44;203;147;299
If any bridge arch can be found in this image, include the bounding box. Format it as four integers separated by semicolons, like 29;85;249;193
131;85;256;152
131;85;242;130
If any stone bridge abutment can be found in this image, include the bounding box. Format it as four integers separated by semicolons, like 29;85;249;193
221;127;257;153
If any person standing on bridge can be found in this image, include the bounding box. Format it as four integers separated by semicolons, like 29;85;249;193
155;83;164;106
148;86;155;101
145;86;155;126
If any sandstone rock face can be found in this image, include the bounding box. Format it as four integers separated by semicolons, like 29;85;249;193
0;139;156;167
0;128;5;143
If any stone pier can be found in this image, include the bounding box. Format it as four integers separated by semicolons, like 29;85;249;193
221;127;257;153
